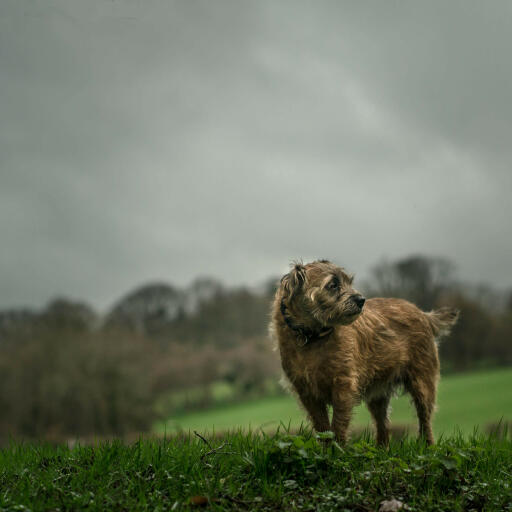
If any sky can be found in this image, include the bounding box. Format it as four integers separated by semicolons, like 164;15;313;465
1;0;511;311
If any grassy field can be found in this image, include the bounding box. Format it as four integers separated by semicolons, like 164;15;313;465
1;430;510;511
158;367;512;437
1;368;511;510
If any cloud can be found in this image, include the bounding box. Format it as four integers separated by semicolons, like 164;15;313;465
0;0;511;309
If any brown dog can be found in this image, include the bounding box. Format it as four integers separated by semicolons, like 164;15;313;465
270;260;459;445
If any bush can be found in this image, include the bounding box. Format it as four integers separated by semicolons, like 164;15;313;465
0;326;157;441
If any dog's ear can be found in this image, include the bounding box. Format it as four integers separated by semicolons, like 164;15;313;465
281;262;306;300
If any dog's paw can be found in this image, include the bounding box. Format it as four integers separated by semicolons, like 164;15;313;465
315;431;335;446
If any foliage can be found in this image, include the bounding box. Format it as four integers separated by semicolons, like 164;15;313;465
0;324;156;441
105;280;273;348
365;255;455;310
0;430;510;511
0;297;279;441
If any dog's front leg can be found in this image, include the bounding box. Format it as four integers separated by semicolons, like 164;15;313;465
296;391;330;433
332;377;357;444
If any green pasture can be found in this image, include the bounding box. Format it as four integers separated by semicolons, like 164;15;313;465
158;367;512;436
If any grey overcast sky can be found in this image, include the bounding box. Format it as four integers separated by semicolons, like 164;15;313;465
1;0;511;310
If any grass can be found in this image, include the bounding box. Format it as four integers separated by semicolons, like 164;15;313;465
1;429;511;511
158;367;512;436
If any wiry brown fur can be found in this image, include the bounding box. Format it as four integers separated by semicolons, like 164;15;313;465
271;260;459;445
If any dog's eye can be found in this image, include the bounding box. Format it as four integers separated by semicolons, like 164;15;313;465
328;279;339;290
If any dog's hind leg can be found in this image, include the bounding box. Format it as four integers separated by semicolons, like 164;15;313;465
367;394;391;446
406;375;437;445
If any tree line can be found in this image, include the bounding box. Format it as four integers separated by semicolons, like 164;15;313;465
0;255;510;442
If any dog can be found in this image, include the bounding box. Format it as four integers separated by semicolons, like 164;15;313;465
270;260;459;445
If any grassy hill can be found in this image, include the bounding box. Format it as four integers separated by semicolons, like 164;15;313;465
1;431;510;511
1;368;510;510
158;367;512;437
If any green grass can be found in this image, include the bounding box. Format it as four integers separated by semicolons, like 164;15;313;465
1;430;511;511
159;367;512;437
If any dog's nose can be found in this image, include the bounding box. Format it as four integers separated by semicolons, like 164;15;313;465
351;294;366;308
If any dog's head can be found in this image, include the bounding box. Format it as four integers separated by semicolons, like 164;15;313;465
280;260;365;327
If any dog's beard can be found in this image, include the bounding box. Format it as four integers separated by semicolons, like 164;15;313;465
311;298;362;326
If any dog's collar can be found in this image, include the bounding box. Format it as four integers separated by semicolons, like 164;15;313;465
280;299;334;346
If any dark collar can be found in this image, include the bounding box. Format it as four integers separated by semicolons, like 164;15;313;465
280;299;334;346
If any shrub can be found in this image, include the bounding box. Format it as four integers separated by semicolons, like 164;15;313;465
0;327;157;441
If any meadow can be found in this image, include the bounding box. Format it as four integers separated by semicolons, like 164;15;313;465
159;367;512;437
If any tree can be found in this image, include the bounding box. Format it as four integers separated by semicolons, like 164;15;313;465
366;255;455;310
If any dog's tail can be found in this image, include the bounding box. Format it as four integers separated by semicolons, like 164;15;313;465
426;307;460;338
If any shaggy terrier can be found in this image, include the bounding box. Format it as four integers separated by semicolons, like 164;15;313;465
271;260;459;445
